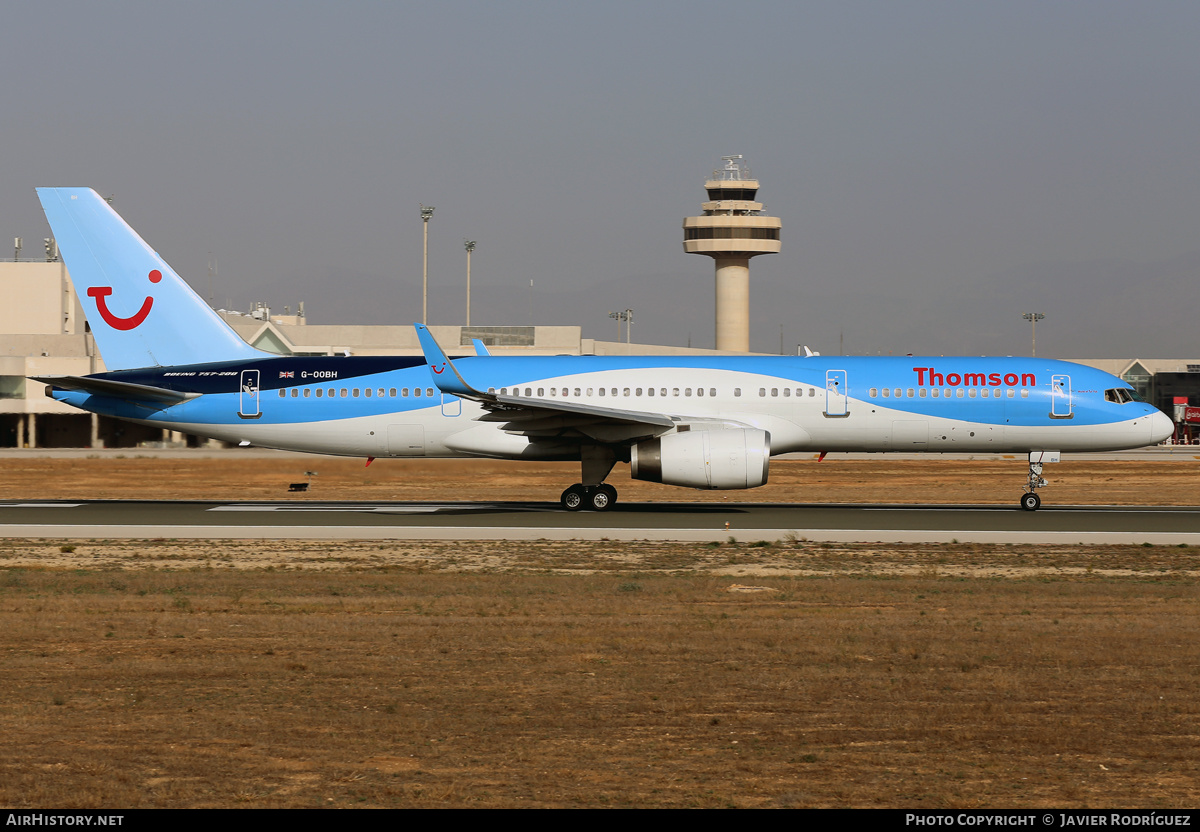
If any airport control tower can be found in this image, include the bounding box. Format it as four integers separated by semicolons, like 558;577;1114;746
683;156;781;352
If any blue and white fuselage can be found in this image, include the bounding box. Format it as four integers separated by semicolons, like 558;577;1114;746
51;354;1167;458
32;188;1173;511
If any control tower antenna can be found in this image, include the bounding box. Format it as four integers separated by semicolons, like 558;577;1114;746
682;155;781;352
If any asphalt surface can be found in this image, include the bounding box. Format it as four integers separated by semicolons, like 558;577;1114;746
2;499;1199;543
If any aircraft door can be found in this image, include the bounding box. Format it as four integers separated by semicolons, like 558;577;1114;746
1051;374;1073;419
824;370;849;417
441;393;462;417
239;370;262;419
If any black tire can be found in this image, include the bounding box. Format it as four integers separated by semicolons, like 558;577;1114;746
561;484;586;511
598;483;617;508
1020;492;1041;511
590;485;616;512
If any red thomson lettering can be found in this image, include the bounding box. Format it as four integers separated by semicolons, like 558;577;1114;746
914;366;1036;387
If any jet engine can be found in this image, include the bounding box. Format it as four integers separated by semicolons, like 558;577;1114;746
630;428;770;490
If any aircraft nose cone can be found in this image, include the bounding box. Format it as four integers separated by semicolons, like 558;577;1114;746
1149;409;1174;445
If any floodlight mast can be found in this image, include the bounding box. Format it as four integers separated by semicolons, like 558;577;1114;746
464;240;476;327
1022;312;1045;357
420;205;435;325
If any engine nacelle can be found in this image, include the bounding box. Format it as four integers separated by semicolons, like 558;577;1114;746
631;429;770;490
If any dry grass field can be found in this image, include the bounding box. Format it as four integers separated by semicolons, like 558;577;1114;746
1;455;1199;808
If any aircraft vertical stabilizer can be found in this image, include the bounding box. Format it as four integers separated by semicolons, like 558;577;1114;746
37;187;264;370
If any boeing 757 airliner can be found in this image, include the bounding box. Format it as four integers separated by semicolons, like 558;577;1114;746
32;188;1173;511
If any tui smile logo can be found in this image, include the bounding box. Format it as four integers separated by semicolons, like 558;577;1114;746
87;269;162;330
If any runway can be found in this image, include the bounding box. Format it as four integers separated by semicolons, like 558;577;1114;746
3;499;1200;544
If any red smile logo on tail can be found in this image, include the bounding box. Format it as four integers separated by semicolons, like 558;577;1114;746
87;269;162;330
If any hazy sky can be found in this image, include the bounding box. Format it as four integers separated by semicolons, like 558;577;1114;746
3;1;1199;357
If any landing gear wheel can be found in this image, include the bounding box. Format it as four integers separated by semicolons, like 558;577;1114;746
1020;492;1041;512
561;484;586;512
590;484;617;512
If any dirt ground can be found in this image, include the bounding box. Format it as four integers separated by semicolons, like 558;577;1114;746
2;455;1199;808
2;453;1199;506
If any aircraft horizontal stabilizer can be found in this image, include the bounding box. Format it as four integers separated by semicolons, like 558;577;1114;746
32;375;201;404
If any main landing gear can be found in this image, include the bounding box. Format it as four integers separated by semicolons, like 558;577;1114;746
561;483;618;512
560;445;619;512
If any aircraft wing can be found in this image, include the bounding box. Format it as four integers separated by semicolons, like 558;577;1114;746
32;375;200;404
414;324;699;443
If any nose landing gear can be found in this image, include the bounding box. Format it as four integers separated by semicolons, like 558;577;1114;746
1020;452;1058;511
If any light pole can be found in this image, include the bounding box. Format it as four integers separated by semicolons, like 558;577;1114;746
420;204;435;325
463;240;476;327
1022;312;1044;357
608;309;633;343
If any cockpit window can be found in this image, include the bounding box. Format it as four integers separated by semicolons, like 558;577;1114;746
1105;388;1136;404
